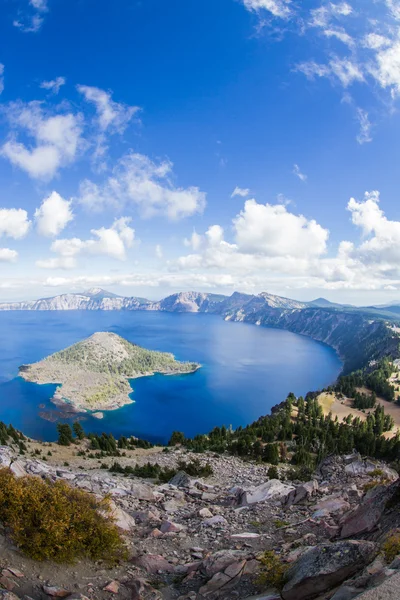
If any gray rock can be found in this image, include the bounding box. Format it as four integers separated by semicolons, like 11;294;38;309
284;481;318;507
344;460;398;481
237;480;295;507
132;554;175;574
281;540;376;600
202;515;228;527
169;471;192;488
340;480;400;538
244;594;282;600
330;586;362;600
357;571;400;599
312;495;350;518
201;550;250;577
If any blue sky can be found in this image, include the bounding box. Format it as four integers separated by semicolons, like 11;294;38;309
1;0;400;304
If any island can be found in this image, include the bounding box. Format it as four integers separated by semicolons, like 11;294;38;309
19;332;200;412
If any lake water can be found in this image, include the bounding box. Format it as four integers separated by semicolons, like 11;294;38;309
0;311;342;443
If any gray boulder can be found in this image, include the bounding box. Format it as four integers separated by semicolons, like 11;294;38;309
345;460;398;482
235;480;295;507
168;470;192;488
340;479;400;539
357;571;400;599
281;540;376;600
284;480;318;507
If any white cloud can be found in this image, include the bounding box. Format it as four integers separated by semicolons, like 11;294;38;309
155;244;163;259
242;0;292;19
0;248;18;262
78;152;206;220
77;85;140;133
0;64;4;95
356;108;372;144
296;57;364;88
295;61;331;80
14;0;48;32
345;191;400;270
372;40;400;96
330;57;364;87
231;186;251;198
30;0;48;10
363;33;391;50
323;28;354;47
37;217;135;269
310;2;353;28
184;230;203;251
173;192;400;292
177;200;329;277
35;256;77;270
1;102;83;179
234;200;328;258
34;191;74;237
293;164;307;182
40;77;66;94
0;208;31;239
13;14;44;33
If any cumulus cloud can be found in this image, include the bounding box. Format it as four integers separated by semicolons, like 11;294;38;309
346;192;400;269
40;77;66;94
293;164;307;182
231;187;250;198
0;101;83;179
34;191;74;237
0;208;31;239
174;191;400;293
177;200;329;278
0;248;18;262
36;217;135;269
77;152;206;220
234;200;328;257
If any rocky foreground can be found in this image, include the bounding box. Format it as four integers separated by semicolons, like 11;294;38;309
0;444;400;600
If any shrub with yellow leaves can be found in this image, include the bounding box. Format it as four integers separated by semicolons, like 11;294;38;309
0;468;128;564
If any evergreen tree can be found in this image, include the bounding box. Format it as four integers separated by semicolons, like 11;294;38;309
57;424;74;446
73;422;85;440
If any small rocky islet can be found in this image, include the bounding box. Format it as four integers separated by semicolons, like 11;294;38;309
19;332;200;412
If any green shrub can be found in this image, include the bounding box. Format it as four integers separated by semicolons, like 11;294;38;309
382;531;400;563
274;519;289;529
0;468;127;564
267;466;279;479
257;551;288;589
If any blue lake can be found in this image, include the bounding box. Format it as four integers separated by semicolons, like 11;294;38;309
0;311;342;443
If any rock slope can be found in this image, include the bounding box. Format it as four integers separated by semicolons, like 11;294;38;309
0;444;399;600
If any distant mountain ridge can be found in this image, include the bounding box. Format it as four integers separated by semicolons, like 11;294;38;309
0;289;310;313
2;288;400;374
